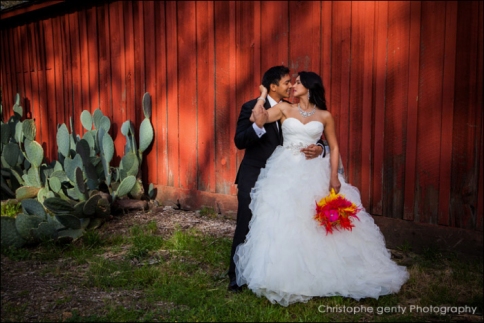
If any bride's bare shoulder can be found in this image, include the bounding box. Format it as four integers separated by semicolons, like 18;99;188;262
319;109;332;118
317;109;334;124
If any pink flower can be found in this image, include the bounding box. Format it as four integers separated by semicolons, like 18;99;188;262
326;210;339;222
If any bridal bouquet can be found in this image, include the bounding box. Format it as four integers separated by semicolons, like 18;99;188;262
314;188;360;234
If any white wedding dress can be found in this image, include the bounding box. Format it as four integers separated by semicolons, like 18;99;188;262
234;117;409;307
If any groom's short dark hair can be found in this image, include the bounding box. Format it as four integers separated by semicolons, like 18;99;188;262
261;66;290;90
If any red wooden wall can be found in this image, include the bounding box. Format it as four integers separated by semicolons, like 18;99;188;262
1;1;482;231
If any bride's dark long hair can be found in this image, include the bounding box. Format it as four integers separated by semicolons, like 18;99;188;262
298;71;327;110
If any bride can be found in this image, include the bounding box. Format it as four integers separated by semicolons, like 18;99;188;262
233;71;409;307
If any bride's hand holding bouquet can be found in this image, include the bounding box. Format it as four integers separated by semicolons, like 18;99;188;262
314;181;360;235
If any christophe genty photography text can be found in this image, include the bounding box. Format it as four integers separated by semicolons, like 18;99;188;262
318;304;479;316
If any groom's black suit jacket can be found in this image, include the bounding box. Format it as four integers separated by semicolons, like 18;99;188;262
234;98;282;193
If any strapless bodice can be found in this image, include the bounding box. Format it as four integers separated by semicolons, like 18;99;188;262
282;117;324;150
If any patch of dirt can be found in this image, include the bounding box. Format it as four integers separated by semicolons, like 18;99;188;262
1;207;236;322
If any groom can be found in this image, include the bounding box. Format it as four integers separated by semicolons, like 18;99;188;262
228;65;324;292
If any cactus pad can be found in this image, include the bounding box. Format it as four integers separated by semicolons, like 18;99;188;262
43;197;75;214
142;92;152;119
93;108;104;130
21;199;46;218
22;119;37;141
139;118;154;153
115;175;136;198
15;213;45;240
1;216;26;248
3;143;20;167
55;214;81;230
57;228;85;240
80;110;93;131
15;186;41;200
32;221;58;241
57;124;70;158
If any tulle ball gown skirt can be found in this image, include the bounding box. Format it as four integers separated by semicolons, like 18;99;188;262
234;144;409;307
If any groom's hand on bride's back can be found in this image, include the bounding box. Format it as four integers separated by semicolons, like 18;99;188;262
301;144;324;159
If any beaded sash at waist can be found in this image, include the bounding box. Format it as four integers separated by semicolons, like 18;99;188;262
284;142;308;155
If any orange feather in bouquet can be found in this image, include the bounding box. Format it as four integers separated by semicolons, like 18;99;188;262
314;188;361;234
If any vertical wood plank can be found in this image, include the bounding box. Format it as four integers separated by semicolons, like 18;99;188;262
27;22;40;128
197;1;216;193
331;1;351;178
260;1;289;71
0;30;9;121
371;1;388;216
98;3;111;118
78;7;90;126
62;15;72;128
20;25;32;117
13;27;22;100
437;1;458;226
86;5;99;111
11;27;20;102
143;0;157;185
253;1;261;94
30;21;43;144
289;1;320;74
123;0;136;142
348;1;365;190
384;1;411;219
361;2;375;211
350;1;375;209
166;1;180;187
43;18;56;159
235;0;254;130
451;1;480;229
20;24;32;120
321;1;332;110
52;16;65;131
109;1;126;164
403;1;421;221
35;20;49;153
154;1;168;186
177;1;198;191
68;11;82;135
134;0;145;121
13;27;22;99
27;22;40;135
1;30;12;114
416;1;446;224
229;0;237;196
214;1;233;194
476;1;483;232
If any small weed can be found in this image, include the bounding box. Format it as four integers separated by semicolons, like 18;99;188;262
55;296;73;305
126;223;164;260
145;220;158;234
1;245;31;260
1;199;21;217
199;206;218;218
1;303;28;322
82;230;104;248
130;225;143;236
397;240;412;253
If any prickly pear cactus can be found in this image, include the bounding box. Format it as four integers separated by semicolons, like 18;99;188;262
2;91;157;249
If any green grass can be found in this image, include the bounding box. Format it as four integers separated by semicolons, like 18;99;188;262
2;220;483;322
